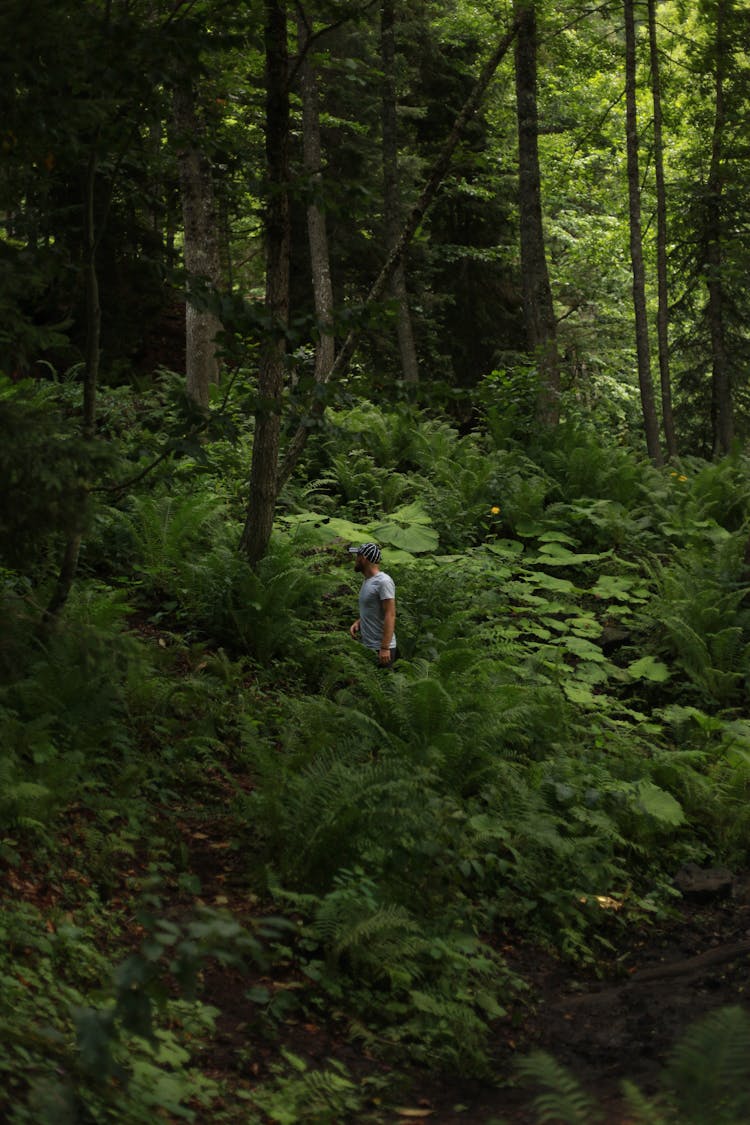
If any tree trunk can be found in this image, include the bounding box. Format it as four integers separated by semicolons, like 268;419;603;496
239;0;291;566
647;0;677;458
707;0;733;455
278;17;520;489
297;10;335;385
82;148;101;440
174;82;223;411
624;0;663;465
514;0;559;428
44;149;100;624
381;0;419;384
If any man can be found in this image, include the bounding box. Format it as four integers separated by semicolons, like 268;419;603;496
348;542;397;666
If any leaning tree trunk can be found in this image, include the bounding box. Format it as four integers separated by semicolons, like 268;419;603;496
239;0;291;566
514;0;559;428
277;17;520;490
624;0;663;465
174;81;223;411
297;9;335;385
707;0;733;455
381;0;419;384
647;0;677;458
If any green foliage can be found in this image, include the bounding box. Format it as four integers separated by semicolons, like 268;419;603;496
97;490;330;660
517;1050;602;1124
662;1005;750;1124
519;1005;750;1125
4;0;750;1105
0;895;247;1125
640;530;750;706
247;1050;385;1124
0;584;145;833
5;394;750;1103
0;377;107;573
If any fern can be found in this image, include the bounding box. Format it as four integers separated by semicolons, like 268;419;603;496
312;880;423;984
517;1050;603;1124
664;1005;750;1124
640;534;750;706
515;1007;750;1125
620;1080;669;1125
115;489;224;597
249;1050;373;1124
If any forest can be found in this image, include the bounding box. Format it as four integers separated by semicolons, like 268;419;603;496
2;0;750;1121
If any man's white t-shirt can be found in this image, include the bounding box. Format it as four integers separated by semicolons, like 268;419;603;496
358;571;397;651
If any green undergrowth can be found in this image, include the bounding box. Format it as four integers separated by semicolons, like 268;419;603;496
519;1004;750;1124
3;388;750;1120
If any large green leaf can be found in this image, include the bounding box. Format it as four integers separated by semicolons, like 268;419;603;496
591;574;650;601
628;655;671;682
370;521;439;553
631;781;685;826
535;542;609;567
279;512;371;542
485;539;525;557
370;503;439;554
521;570;578;594
277;512;420;564
563;635;606;662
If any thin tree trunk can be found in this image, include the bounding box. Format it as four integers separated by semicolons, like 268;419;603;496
381;0;419;384
297;10;335;384
43;150;99;626
707;0;733;455
174;82;223;411
278;16;520;489
514;0;559;428
624;0;663;465
82;148;101;441
647;0;677;458
42;534;83;626
239;0;290;565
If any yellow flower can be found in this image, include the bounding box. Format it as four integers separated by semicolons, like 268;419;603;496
670;471;678;477
678;474;687;482
490;506;501;515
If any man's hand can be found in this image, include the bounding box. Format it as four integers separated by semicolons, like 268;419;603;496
349;619;360;639
378;647;392;665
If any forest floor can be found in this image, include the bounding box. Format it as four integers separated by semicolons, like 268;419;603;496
173;769;750;1124
8;760;750;1124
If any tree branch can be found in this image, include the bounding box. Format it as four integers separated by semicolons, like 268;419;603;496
277;15;521;489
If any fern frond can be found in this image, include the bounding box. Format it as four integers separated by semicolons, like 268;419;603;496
620;1079;668;1125
516;1050;602;1124
332;904;419;958
665;1005;750;1124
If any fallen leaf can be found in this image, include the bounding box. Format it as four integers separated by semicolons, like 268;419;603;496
394;1110;433;1119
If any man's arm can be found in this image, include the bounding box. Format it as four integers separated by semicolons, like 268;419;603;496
349;617;361;638
379;598;396;664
